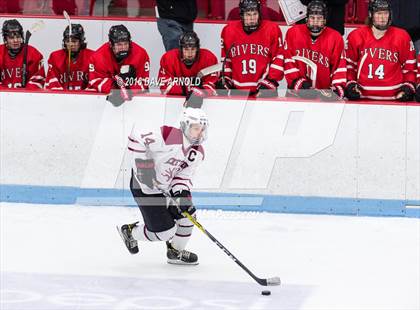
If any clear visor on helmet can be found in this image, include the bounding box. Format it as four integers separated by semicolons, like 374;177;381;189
307;12;326;34
241;9;260;33
372;9;390;30
181;45;198;66
181;122;208;145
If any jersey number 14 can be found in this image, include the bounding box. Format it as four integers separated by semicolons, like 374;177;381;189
367;64;385;80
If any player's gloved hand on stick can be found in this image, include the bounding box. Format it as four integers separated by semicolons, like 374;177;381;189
319;85;344;102
135;159;156;189
215;76;233;95
345;82;361;100
119;65;137;83
257;78;279;98
416;85;420;102
292;77;318;99
396;83;415;102
170;190;196;215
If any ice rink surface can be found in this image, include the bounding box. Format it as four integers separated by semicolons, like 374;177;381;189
1;203;419;310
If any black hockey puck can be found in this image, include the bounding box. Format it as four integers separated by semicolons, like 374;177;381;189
261;290;271;296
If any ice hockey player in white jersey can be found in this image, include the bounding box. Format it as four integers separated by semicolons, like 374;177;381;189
117;107;208;265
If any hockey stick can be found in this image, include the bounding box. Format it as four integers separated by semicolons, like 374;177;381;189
157;185;281;286
357;52;368;80
21;21;44;87
113;74;130;101
182;211;281;286
220;43;236;89
197;63;223;79
63;10;72;90
292;55;317;88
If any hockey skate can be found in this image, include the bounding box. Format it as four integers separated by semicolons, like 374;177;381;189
116;222;139;254
166;241;198;265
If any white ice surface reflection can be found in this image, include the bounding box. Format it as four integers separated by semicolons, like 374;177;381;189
1;203;419;310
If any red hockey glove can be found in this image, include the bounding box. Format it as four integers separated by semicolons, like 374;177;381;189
292;78;318;99
257;78;279;98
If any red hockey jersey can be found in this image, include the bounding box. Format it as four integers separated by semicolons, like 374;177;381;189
417;53;420;85
0;44;45;90
45;48;95;91
345;26;417;100
87;42;150;94
221;20;300;92
285;24;346;91
158;48;218;96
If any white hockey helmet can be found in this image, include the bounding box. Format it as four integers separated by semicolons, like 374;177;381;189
180;108;209;145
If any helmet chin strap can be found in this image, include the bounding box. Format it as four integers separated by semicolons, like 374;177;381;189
115;50;129;62
7;45;22;58
69;49;81;59
242;22;259;34
309;26;323;35
182;58;195;67
373;23;389;31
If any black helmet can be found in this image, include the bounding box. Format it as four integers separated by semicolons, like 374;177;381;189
179;31;200;66
239;0;261;34
368;0;392;30
108;25;131;62
62;24;87;51
306;0;328;34
2;19;24;42
108;24;131;44
2;19;24;57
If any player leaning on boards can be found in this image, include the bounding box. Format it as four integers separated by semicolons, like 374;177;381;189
117;107;209;265
158;31;218;108
0;19;45;89
344;0;417;101
87;24;150;106
218;0;307;98
284;0;347;101
45;24;94;91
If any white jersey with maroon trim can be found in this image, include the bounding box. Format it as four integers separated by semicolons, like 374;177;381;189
128;125;204;195
345;26;417;100
285;24;346;90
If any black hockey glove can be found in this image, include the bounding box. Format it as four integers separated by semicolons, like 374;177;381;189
292;78;318;99
345;82;361;100
215;76;233;96
170;190;196;216
135;159;156;189
397;83;415;102
416;85;420;102
257;78;279;98
119;65;137;87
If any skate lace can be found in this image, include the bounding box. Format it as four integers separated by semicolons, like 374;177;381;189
179;250;191;260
